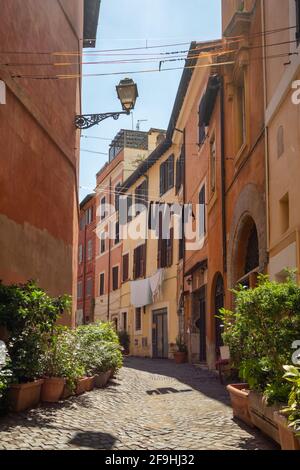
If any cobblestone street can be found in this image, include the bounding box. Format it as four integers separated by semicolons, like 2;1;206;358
0;358;276;450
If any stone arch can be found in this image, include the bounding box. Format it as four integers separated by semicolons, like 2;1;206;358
227;183;267;288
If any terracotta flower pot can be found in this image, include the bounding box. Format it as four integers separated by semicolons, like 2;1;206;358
9;379;44;412
84;376;95;392
76;378;87;395
41;377;66;403
249;390;281;444
274;412;300;450
174;352;187;364
109;369;116;379
227;383;254;428
94;371;110;388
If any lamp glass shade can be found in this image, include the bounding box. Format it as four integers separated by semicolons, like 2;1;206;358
116;78;138;112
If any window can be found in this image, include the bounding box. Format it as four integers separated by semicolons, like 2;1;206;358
115;221;120;245
122;253;129;282
236;76;246;151
100;197;106;221
86;207;93;225
135;307;142;331
175;149;184;194
78;244;83;264
112;266;119;291
199;185;206;238
158;213;174;269
80;216;85;230
86;278;93;297
77;281;82;299
135;179;148;216
121;312;127;331
127;194;133;223
296;0;300;44
198;96;206;145
280;193;289;234
210;135;216;193
160;155;174;196
115;183;121;212
277;126;284;158
87;239;93;260
100;232;106;254
133;244;146;279
99;273;105;296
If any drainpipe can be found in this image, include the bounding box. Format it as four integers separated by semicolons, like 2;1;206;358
220;76;227;274
261;0;270;265
107;176;112;321
82;221;87;325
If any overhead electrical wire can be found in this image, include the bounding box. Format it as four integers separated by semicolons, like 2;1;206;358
0;24;296;57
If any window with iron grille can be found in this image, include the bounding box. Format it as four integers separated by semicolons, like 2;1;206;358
135;307;142;331
99;273;105;296
122;253;129;282
112;266;119;291
160;155;174;196
133;244;146;279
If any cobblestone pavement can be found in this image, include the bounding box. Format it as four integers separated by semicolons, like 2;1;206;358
0;358;277;450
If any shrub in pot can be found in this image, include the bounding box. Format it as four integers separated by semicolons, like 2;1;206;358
0;342;13;415
174;336;188;364
41;327;84;402
219;273;300;435
0;281;71;410
274;365;300;450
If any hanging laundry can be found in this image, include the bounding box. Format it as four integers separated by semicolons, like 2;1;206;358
130;278;152;308
149;269;164;302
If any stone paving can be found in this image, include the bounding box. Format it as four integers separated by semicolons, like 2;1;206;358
0;358;277;450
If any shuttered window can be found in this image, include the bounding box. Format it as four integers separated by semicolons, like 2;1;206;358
160;155;174;196
122;253;129;282
135;179;148;216
115;183;121;212
158;213;173;269
112;266;119;291
99;273;105;296
135;307;142;331
296;0;300;44
133;244;146;279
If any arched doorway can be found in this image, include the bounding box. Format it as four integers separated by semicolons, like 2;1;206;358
214;274;224;355
235;217;259;287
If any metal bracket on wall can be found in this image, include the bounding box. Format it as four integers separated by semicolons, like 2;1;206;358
75;111;129;130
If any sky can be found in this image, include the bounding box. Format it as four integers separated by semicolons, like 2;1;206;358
79;0;221;201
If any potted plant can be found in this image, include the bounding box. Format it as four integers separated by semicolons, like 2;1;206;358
41;327;84;402
219;274;300;437
227;383;253;427
174;336;188;364
274;365;300;450
0;281;71;411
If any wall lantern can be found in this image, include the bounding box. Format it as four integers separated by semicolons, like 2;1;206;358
75;78;138;130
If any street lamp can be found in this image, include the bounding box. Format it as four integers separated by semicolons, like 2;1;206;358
75;78;138;130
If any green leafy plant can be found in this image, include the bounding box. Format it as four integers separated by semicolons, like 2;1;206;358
176;335;188;353
282;365;300;435
218;274;300;404
42;327;84;391
0;281;71;384
0;342;13;415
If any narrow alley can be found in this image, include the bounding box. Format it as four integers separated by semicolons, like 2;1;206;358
0;358;276;450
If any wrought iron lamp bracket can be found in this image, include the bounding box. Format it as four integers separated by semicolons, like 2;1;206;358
75;111;129;130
